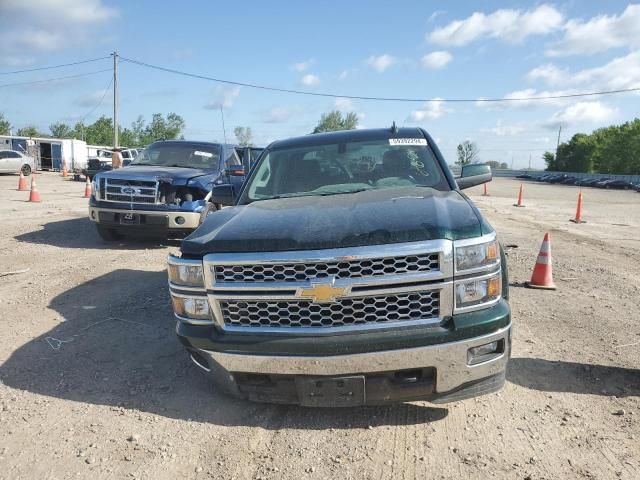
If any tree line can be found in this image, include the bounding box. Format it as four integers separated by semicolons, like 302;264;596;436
0;112;185;147
543;118;640;174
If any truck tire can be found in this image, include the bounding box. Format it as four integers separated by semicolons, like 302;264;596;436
199;203;218;225
96;225;125;241
21;164;32;176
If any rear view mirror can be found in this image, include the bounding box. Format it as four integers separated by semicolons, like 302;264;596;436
210;184;235;206
457;164;492;190
226;165;246;177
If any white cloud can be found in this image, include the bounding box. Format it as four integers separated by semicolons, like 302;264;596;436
73;89;112;108
408;99;449;121
420;51;453;69
481;121;526;136
545;101;617;128
427;4;563;46
366;54;397;72
528;51;640;91
428;10;446;23
338;69;351;80
203;86;241;110
263;107;291;123
547;4;640;56
291;59;314;72
0;0;117;61
334;98;354;112
301;74;320;86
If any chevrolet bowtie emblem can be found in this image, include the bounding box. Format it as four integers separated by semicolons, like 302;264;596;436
298;280;348;303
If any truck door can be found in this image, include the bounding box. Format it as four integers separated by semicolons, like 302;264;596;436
51;143;62;170
224;148;246;193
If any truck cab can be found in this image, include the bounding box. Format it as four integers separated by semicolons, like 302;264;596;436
168;128;510;406
88;140;248;241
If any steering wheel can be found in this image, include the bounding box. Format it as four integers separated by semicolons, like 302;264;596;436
326;157;352;180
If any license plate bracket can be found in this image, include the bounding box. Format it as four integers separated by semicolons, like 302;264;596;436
120;213;140;225
296;375;365;407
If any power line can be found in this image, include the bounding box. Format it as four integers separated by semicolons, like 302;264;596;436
79;76;114;124
120;56;640;103
0;56;111;75
0;69;112;88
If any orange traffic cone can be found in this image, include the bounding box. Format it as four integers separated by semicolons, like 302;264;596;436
526;233;556;290
83;176;92;198
482;183;489;196
28;176;41;202
18;172;28;191
61;159;68;177
570;191;585;223
513;184;525;207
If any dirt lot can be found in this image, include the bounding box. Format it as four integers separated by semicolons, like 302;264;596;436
0;173;639;480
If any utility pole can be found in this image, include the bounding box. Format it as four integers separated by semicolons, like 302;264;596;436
555;125;562;159
511;156;514;170
113;51;119;149
528;153;531;170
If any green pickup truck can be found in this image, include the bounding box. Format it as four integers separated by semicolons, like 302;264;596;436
168;126;510;406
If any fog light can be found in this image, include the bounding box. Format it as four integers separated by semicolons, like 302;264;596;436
467;340;501;365
175;216;185;225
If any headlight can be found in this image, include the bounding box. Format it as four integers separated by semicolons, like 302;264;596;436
455;272;501;310
455;239;499;272
167;256;204;287
92;176;100;199
171;294;212;322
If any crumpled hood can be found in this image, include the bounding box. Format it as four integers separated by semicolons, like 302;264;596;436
98;165;215;187
181;186;489;256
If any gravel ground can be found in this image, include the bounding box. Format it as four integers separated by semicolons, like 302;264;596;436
0;172;638;480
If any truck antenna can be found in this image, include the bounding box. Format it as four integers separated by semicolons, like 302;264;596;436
220;106;228;145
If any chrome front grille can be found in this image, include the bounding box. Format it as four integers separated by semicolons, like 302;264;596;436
213;253;439;283
220;291;439;329
203;241;454;334
103;177;159;204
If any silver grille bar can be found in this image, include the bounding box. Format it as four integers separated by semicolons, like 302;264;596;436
103;176;159;204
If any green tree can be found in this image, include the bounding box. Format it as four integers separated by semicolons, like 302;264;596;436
456;140;479;166
234;126;253;146
500;162;509;169
0;113;11;135
543;151;556;171
49;122;74;138
142;113;185;144
83;116;113;145
16;126;41;137
312;110;358;133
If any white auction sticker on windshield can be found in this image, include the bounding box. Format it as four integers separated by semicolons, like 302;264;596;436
194;151;213;157
389;138;427;146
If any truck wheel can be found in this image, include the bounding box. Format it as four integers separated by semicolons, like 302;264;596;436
21;164;32;176
199;203;218;225
96;225;125;241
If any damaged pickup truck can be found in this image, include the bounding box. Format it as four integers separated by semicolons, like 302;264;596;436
88;140;251;240
168;127;511;406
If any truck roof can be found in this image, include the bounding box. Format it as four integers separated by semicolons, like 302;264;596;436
148;139;238;148
268;127;426;149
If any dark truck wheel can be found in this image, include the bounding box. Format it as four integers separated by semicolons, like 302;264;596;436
96;225;125;241
21;164;32;176
199;203;218;225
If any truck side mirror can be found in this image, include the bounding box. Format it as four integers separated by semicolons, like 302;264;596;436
457;164;492;190
210;184;236;206
226;165;246;177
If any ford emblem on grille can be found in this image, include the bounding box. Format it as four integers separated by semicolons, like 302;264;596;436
121;187;137;195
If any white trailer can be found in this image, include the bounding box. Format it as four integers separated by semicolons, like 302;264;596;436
0;135;88;172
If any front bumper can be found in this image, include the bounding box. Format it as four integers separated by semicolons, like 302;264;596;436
185;321;511;406
88;206;200;230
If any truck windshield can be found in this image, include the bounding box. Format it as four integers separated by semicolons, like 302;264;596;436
131;144;221;169
242;138;450;202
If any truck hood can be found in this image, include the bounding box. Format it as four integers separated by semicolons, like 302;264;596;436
99;165;215;187
181;186;489;256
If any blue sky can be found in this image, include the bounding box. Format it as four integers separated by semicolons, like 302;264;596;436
1;0;639;168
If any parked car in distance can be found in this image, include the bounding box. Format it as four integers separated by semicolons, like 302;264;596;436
594;178;613;188
599;179;637;190
560;177;579;185
0;150;36;175
515;173;533;179
575;178;600;187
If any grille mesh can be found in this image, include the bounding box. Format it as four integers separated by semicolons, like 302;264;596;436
103;177;158;204
220;291;439;329
214;253;439;283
